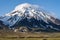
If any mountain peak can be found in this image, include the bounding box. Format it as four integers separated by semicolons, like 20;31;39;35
14;3;39;11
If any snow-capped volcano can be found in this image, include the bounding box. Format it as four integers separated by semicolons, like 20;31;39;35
0;3;60;32
0;3;51;26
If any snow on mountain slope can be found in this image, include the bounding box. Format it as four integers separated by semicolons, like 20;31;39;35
0;3;60;31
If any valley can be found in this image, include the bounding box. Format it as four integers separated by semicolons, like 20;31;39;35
0;30;60;40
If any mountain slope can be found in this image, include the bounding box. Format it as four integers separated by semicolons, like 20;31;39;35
0;3;60;32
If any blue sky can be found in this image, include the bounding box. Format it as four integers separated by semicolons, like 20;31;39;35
0;0;60;18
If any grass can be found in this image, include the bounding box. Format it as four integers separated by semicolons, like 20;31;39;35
0;37;60;40
0;30;60;40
